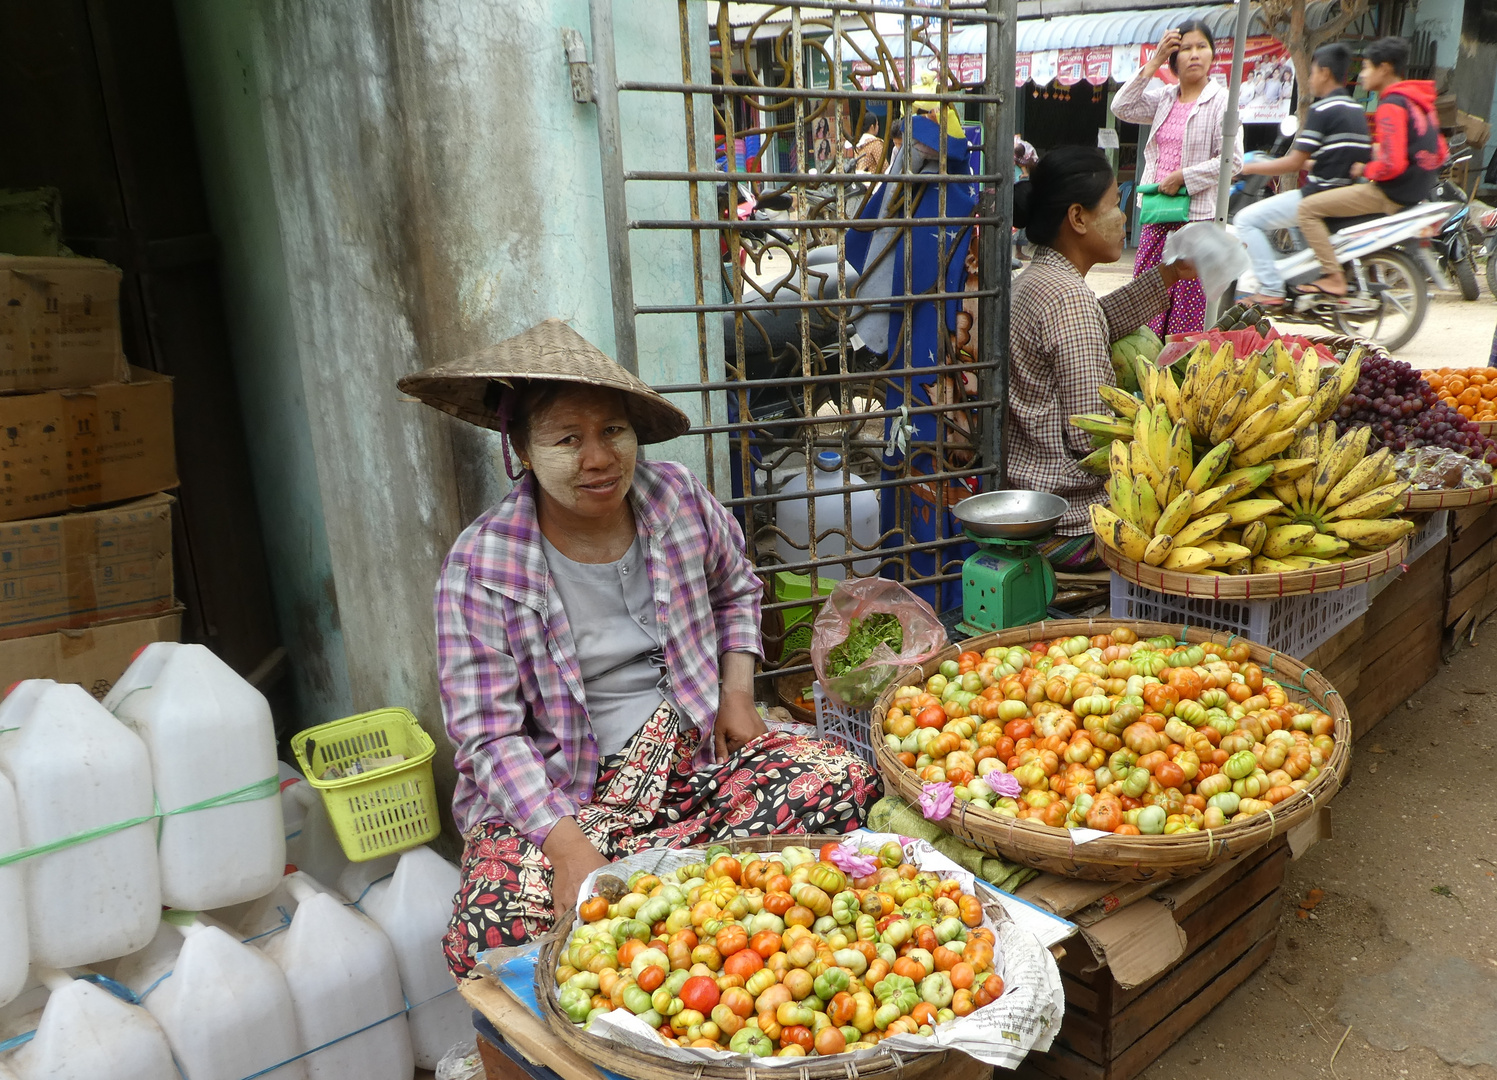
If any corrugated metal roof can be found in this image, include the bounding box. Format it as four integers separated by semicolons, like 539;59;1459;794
1016;4;1272;51
718;2;1344;57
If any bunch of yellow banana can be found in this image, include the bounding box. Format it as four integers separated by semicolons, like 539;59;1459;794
1167;341;1361;467
1246;421;1417;571
1073;340;1364;485
1088;401;1295;574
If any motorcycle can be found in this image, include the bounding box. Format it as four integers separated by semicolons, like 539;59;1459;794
1481;205;1497;300
1430;136;1481;301
1231;115;1457;353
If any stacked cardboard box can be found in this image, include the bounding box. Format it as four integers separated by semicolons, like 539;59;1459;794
0;254;181;693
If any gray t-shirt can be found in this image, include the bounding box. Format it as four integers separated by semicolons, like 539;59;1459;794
540;533;670;756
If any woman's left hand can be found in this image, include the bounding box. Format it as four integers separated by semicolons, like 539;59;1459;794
1158;170;1186;196
714;689;767;762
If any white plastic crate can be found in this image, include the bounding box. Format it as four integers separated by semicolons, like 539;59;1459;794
1408;510;1449;564
1109;573;1369;659
1368;510;1448;601
812;683;875;766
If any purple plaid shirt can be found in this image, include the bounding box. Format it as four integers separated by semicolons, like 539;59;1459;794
435;460;763;847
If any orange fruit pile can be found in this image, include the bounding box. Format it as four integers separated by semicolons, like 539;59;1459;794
1426;368;1497;421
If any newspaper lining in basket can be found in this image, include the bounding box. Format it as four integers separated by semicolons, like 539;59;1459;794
565;830;1067;1070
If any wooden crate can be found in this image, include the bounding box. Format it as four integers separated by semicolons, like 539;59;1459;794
1017;841;1289;1080
1342;535;1448;739
1446;505;1497;641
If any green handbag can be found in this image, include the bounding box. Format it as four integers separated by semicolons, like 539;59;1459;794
1136;183;1191;225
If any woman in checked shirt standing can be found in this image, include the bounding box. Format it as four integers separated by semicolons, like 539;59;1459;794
1007;148;1195;570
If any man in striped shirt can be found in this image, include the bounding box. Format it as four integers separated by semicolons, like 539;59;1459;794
1232;43;1370;304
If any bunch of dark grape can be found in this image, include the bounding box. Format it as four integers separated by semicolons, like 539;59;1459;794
1334;353;1497;467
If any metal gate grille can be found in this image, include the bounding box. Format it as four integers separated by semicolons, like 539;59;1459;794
591;0;1015;672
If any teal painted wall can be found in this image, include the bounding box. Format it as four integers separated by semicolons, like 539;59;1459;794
171;0;717;814
173;0;353;726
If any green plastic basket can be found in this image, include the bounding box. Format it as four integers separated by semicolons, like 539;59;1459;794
291;707;440;862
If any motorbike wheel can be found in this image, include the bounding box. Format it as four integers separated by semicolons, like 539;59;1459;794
1456;249;1481;301
1332;249;1428;353
1486;244;1497;301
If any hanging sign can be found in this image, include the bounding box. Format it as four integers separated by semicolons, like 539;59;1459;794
1056;48;1086;87
1084;46;1112;84
1015;52;1032;87
1141;36;1294;121
1030;50;1059;87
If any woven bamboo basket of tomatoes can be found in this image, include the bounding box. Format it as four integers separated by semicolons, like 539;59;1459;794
869;619;1351;882
535;833;990;1080
1101;536;1409;599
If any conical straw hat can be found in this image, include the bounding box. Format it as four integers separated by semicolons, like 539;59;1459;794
397;318;691;445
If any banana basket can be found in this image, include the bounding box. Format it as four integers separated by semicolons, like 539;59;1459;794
1101;534;1409;599
869;618;1351;881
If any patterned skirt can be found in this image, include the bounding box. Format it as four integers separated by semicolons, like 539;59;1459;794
1136;223;1208;336
443;703;881;978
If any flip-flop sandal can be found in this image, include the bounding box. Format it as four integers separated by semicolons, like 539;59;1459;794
1294;284;1349;298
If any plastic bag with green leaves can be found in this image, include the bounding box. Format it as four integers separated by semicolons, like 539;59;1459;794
810;577;946;709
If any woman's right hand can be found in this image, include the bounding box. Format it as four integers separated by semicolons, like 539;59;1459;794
1145;30;1181;74
542;817;610;915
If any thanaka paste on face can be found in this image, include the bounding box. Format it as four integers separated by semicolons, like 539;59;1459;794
524;391;639;513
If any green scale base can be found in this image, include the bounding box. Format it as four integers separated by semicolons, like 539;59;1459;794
957;533;1058;636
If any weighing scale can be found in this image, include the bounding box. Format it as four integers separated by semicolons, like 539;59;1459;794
952;490;1070;635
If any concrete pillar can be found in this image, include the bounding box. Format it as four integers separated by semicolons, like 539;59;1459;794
173;0;717;818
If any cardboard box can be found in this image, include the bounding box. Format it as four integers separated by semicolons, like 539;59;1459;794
0;493;174;640
0;256;128;391
0;366;176;521
0;608;182;699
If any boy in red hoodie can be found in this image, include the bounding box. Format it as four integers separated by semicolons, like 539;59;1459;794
1297;36;1447;296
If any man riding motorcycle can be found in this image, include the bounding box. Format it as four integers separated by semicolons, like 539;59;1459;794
1232;43;1369;307
1297;35;1448;297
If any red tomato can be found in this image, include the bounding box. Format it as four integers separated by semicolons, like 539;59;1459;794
680;975;720;1013
724;949;764;978
916;706;947;728
1004;719;1033;741
1155;761;1186;789
781;1026;814;1051
710;855;742;883
716;925;748;957
819;841;844;863
637;964;666;992
814;1026;847;1056
749;930;782;959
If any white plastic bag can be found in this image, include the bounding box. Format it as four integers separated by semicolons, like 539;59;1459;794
1163;221;1250;305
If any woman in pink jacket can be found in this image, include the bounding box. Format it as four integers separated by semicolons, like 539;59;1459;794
1112;21;1243;334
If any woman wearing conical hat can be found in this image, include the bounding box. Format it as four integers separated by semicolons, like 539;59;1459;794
400;320;880;979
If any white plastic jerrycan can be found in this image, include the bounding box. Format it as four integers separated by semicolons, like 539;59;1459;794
0;681;160;967
147;921;309;1080
361;846;466;1069
9;970;177;1080
224;869;346;945
262;877;414;1080
0;768;27;1010
775;451;881;578
105;643;285;910
282;775;351;888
